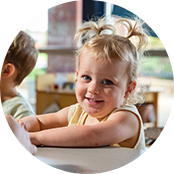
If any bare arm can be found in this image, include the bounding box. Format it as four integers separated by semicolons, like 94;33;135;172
30;111;139;147
20;107;69;132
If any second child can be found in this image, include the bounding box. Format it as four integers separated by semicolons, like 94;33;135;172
1;31;38;119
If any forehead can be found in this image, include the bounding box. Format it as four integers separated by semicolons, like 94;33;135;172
79;48;128;78
79;48;127;66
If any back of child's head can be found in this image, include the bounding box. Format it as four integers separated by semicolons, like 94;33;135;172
75;16;149;105
4;31;38;85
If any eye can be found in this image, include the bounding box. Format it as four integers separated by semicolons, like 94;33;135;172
102;79;113;85
82;75;91;81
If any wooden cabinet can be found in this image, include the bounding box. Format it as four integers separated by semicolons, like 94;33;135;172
36;73;77;114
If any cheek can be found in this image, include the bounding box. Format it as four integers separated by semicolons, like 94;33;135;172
75;87;80;104
75;82;80;97
104;88;124;102
103;89;117;100
75;81;86;99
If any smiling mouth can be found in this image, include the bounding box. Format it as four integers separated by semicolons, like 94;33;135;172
85;97;104;103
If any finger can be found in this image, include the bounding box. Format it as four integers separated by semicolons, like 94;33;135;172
19;120;27;130
18;120;23;125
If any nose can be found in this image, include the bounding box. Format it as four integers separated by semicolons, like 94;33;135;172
87;81;100;94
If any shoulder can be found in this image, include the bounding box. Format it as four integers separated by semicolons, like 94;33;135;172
116;104;138;113
5;94;35;119
2;94;35;119
15;94;34;111
4;93;30;106
108;105;140;133
69;103;82;115
109;105;143;136
110;104;141;122
116;104;143;128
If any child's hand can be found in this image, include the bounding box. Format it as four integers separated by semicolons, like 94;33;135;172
17;119;27;131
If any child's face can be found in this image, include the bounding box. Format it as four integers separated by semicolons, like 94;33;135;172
75;48;131;120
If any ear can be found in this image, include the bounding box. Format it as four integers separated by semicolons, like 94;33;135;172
75;69;79;82
1;63;16;78
76;69;79;77
124;81;136;98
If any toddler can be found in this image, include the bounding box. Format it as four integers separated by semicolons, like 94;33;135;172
20;16;148;150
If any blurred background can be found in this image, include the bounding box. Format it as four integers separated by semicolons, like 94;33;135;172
16;0;173;127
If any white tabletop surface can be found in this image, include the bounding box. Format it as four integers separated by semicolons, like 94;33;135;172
35;146;145;173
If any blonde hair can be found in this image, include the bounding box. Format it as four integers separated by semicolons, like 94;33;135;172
75;16;148;105
4;31;38;85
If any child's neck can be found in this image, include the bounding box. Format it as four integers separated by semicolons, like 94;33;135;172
84;115;101;125
1;87;18;103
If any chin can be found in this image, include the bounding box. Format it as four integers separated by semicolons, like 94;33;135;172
84;107;99;115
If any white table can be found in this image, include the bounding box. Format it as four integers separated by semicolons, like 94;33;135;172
35;146;145;173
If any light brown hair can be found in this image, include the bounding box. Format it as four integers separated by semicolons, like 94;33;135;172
4;31;38;85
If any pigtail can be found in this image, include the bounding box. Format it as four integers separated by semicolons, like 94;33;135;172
75;17;115;43
116;18;148;56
